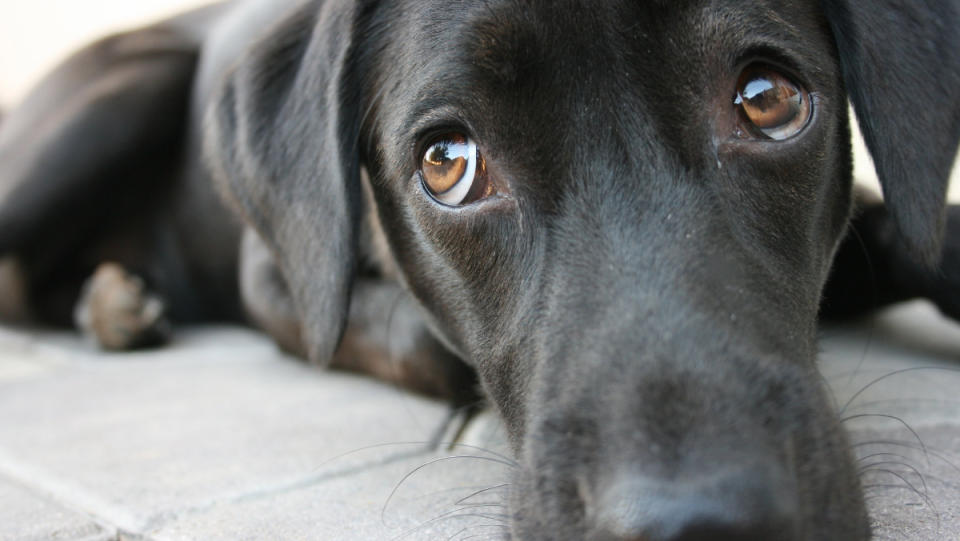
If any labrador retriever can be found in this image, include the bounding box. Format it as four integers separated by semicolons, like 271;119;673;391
1;0;960;539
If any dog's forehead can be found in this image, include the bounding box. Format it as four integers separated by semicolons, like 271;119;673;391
396;0;828;84
373;0;833;171
378;0;832;126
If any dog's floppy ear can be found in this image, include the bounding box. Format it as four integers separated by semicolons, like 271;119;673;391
822;0;960;264
205;0;363;363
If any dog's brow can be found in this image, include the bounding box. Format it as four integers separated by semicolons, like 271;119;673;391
698;3;829;71
463;7;547;88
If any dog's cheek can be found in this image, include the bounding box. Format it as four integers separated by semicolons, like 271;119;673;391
362;172;546;444
793;384;871;539
370;174;538;348
509;464;588;538
713;143;848;309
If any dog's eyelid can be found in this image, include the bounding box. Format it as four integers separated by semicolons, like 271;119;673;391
412;125;475;160
732;46;810;86
406;107;480;156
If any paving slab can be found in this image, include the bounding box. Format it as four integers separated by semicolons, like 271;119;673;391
820;302;960;540
149;439;513;541
0;300;958;540
0;474;111;541
0;326;460;539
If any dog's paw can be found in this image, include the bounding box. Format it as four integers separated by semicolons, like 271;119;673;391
0;256;32;323
74;263;171;350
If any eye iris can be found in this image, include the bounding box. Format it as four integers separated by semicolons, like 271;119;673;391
741;76;801;128
419;133;494;206
423;136;469;194
735;68;810;140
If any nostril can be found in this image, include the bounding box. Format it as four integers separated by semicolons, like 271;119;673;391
589;469;799;541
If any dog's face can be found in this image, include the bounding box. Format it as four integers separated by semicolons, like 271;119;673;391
364;2;861;538
209;0;960;538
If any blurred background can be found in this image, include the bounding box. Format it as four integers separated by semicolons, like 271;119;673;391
0;0;208;108
0;0;958;201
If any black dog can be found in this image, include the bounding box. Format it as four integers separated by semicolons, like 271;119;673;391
2;1;960;539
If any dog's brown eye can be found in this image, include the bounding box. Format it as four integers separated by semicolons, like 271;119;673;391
735;67;811;140
420;133;492;206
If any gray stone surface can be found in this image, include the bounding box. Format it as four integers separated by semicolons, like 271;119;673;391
0;326;477;539
0;301;958;540
821;302;960;540
0;475;110;541
150;442;512;541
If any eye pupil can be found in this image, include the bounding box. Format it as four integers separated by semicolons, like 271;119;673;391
427;144;450;166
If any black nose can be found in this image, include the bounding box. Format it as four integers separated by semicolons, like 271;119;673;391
588;468;799;541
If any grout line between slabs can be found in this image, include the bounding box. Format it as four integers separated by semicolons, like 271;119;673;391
0;447;136;539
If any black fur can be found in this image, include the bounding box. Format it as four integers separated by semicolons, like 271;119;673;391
822;0;960;265
2;0;959;539
207;0;364;363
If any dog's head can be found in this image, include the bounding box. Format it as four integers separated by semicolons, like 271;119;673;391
207;0;960;539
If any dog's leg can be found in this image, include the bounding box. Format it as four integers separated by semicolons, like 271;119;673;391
240;227;480;404
74;262;171;350
0;24;200;326
931;206;960;319
0;256;32;323
239;228;307;358
822;190;960;319
0;27;198;255
333;279;481;405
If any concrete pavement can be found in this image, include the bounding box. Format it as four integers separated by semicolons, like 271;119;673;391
0;301;958;540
